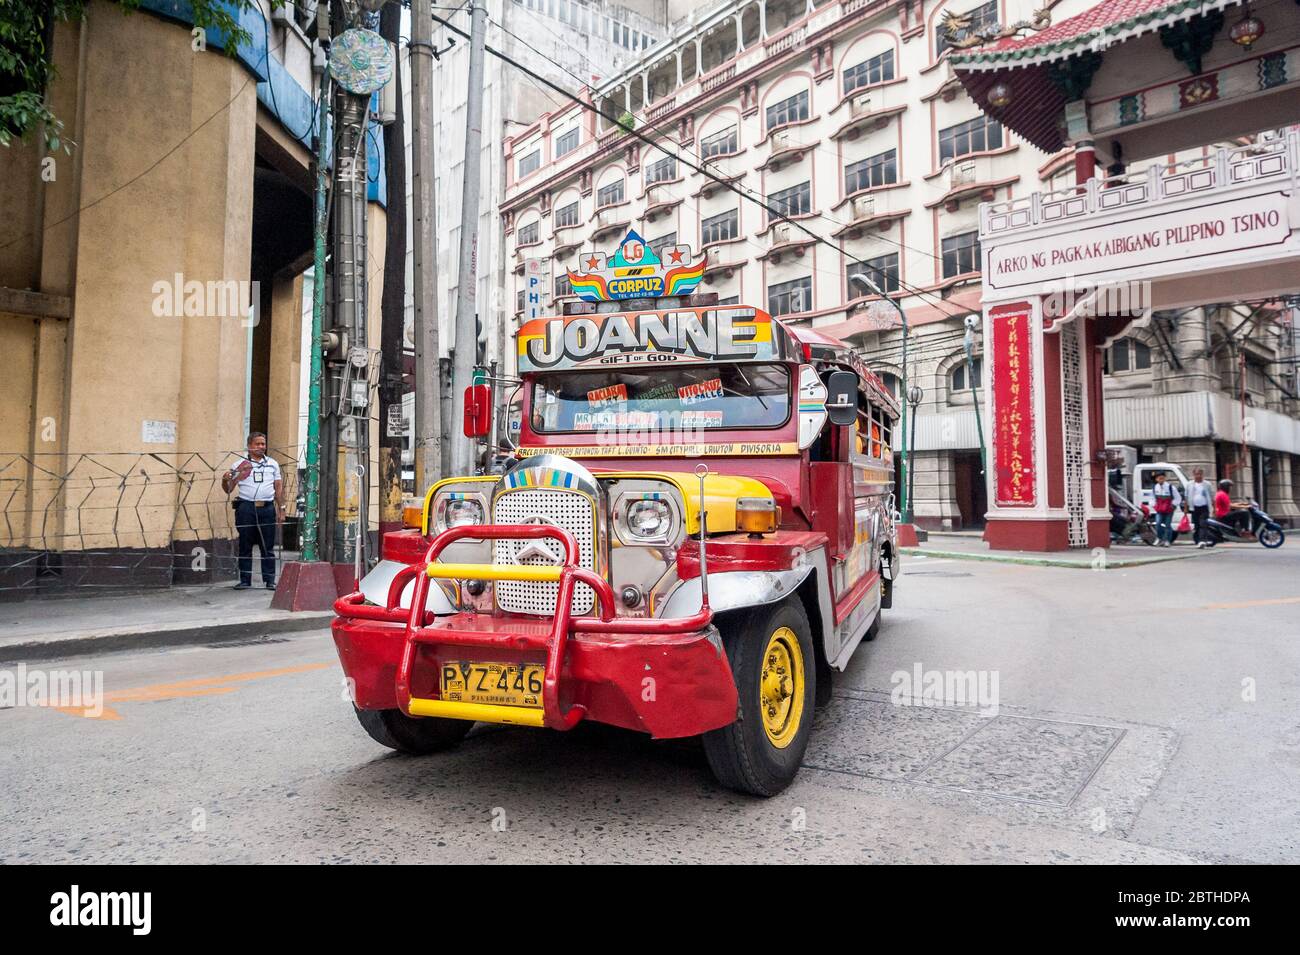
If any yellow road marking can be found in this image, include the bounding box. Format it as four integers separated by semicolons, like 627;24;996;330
1202;596;1300;611
46;662;333;721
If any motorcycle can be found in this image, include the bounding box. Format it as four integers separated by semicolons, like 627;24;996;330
1202;502;1285;548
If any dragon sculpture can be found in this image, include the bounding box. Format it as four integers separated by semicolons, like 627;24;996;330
940;4;1053;50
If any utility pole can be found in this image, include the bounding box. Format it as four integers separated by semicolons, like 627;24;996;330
301;10;331;564
409;0;443;491
377;0;406;535
450;0;488;476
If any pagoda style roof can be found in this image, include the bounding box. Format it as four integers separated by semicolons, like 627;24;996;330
950;0;1245;71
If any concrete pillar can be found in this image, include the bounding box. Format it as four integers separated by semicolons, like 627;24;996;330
676;50;682;86
1265;453;1300;523
759;0;767;37
735;15;744;53
910;450;962;530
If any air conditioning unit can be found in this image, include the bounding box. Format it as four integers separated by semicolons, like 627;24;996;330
950;160;977;188
850;92;873;117
772;223;791;245
270;4;294;26
773;130;790;151
852;194;875;219
311;41;327;75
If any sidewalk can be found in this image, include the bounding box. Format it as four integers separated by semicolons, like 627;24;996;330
0;584;334;664
905;531;1220;568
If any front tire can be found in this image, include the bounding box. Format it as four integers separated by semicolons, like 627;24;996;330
703;599;816;797
354;705;473;755
1259;525;1285;548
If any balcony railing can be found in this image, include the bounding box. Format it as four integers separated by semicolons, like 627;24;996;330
981;132;1299;239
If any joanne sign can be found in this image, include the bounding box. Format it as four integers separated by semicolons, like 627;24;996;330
567;229;707;301
516;306;779;372
990;302;1035;508
987;191;1291;290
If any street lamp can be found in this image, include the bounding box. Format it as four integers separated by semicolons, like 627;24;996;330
906;383;923;525
850;270;911;524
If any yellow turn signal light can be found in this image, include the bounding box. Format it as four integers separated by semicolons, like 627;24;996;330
736;498;779;536
402;504;425;530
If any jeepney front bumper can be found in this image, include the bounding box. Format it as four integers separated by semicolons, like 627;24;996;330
331;524;738;740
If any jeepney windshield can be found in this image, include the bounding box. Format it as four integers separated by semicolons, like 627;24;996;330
530;364;791;434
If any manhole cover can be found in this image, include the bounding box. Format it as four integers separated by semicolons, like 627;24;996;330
915;716;1124;807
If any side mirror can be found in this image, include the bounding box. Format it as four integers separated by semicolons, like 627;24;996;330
825;370;858;427
463;384;492;438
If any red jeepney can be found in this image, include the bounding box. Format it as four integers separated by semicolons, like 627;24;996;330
333;261;901;795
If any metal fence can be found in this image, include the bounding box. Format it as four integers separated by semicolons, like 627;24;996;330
0;447;306;600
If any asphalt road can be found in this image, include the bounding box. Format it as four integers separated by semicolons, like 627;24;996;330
2;542;1297;864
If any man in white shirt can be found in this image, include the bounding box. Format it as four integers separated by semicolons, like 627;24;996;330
1185;467;1215;548
221;432;284;589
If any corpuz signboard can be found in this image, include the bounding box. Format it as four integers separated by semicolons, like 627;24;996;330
516;306;781;372
567;229;707;301
987;191;1292;290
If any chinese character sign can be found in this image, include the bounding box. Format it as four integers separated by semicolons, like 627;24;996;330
991;303;1035;507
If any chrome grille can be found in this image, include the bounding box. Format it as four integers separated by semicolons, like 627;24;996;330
492;488;596;616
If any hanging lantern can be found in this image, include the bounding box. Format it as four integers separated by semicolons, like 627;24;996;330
1229;10;1265;49
987;81;1013;108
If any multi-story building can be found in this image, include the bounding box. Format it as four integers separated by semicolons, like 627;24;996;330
499;0;1300;529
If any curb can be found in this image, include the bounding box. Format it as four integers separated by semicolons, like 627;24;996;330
0;612;334;665
900;546;1211;569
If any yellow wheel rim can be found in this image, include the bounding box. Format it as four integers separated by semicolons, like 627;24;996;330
759;626;805;749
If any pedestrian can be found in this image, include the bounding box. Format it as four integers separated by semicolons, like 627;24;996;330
1186;467;1215;548
221;432;284;590
1150;472;1180;547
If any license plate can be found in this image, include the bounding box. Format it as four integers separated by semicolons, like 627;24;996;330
440;662;544;709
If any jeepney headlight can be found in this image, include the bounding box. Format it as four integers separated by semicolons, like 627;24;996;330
627;499;670;539
436;496;485;530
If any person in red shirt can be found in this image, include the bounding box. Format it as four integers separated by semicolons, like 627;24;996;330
1215;479;1251;535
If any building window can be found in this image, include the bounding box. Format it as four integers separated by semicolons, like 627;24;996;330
701;125;738;158
768;181;811;218
843;49;895;95
555;128;579;157
768;276;812;317
648;232;677;259
941;231;981;278
937;1;998;56
702;209;739;244
517;221;539;246
847;253;899;296
518;149;541;178
880;372;899;397
554;273;572;298
939;115;1003;165
516;289;525;312
645;155;677;184
765;89;810;132
1106;337;1152;373
950;357;984;392
596;179;625;207
554;200;579;228
844;149;898;193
